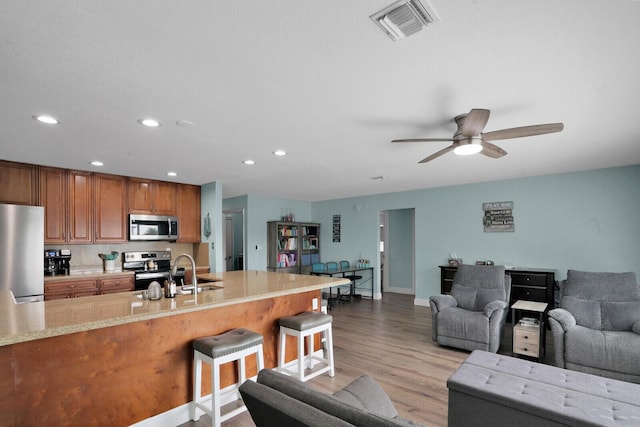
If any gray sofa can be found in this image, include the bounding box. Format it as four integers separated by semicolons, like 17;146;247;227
430;264;511;353
448;350;640;426
548;270;640;383
239;368;426;427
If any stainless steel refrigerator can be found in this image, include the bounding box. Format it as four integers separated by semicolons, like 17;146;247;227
0;204;44;303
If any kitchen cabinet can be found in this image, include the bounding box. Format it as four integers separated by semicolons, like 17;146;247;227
98;275;134;294
39;166;68;243
0;160;38;205
177;184;201;243
129;178;177;216
40;167;93;244
44;278;99;300
93;173;127;243
40;168;127;244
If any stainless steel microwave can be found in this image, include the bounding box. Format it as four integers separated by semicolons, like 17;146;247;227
129;214;178;241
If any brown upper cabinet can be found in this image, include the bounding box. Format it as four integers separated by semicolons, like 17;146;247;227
40;167;95;244
40;168;127;244
129;178;177;216
94;173;127;243
178;184;201;243
0;160;38;205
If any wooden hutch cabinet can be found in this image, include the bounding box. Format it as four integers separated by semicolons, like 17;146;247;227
267;221;320;274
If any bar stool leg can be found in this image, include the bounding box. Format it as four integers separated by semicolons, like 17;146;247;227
297;331;305;381
212;358;222;427
325;325;335;377
192;353;202;421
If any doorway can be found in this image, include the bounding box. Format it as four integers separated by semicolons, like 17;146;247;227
379;208;415;295
222;209;245;271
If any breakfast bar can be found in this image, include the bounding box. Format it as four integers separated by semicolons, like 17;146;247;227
0;270;348;427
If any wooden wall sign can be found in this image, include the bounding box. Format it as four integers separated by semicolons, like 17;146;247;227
483;201;514;232
332;214;341;242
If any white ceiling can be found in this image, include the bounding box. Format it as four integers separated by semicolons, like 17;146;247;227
1;0;639;202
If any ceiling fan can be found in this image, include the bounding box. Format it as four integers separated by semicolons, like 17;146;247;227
392;108;564;163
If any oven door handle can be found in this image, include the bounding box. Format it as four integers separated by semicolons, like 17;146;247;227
136;272;170;280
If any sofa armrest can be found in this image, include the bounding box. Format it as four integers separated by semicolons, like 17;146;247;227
483;300;508;318
548;308;576;331
633;320;640;335
333;375;397;418
429;294;457;312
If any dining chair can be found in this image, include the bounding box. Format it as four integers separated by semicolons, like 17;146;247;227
340;260;363;301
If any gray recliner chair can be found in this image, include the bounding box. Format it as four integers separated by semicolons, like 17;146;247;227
548;269;640;383
429;264;511;353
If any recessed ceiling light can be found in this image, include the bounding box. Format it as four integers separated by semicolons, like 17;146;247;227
370;176;388;181
242;160;256;165
167;171;178;177
273;150;287;156
90;161;104;166
33;114;60;125
138;118;161;127
176;120;194;127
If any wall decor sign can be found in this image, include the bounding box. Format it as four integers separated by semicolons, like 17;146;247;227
483;201;514;232
332;214;341;242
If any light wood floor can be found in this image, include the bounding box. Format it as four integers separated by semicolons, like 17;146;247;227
180;293;553;427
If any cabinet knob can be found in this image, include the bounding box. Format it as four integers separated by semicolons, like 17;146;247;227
524;335;529;339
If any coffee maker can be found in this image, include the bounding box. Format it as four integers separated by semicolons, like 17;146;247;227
44;249;71;276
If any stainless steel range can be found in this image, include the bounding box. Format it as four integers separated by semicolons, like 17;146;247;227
122;251;185;291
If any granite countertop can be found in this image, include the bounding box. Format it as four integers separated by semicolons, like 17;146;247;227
1;270;349;346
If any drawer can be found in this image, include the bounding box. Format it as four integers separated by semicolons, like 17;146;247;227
513;326;540;357
511;285;547;302
45;279;98;292
509;272;549;287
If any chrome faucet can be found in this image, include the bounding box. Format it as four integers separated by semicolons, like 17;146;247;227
172;254;197;297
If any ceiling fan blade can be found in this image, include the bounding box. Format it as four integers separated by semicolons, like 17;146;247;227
461;109;491;136
418;144;455;163
392;138;454;143
482;123;564;141
481;142;507;158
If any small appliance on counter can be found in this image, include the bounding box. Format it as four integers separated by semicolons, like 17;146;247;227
44;249;72;276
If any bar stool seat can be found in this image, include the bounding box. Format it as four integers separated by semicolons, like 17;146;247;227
192;328;264;427
278;311;334;382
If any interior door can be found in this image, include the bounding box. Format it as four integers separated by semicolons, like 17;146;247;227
224;216;234;271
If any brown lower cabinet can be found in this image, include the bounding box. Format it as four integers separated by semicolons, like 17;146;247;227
45;275;134;300
45;279;99;300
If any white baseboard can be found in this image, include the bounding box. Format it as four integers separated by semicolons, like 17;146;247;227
384;286;414;295
414;297;430;307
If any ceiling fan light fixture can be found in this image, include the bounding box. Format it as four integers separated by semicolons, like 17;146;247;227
370;0;441;41
453;138;483;156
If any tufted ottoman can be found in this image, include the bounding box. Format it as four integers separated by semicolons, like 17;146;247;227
448;350;640;427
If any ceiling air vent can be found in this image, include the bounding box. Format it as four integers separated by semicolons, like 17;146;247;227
370;0;441;41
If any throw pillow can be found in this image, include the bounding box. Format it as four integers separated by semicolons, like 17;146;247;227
450;284;477;311
601;301;640;331
562;296;602;329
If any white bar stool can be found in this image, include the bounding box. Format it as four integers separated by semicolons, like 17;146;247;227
278;311;334;382
191;328;264;427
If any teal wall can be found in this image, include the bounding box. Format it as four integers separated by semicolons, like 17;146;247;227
387;209;414;291
223;194;312;271
219;165;640;303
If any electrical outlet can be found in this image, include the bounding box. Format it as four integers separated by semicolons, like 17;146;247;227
312;298;318;310
211;242;214;250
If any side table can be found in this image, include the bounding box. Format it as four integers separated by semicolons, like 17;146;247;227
511;300;548;361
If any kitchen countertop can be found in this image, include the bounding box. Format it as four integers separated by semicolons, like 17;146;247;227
0;270;348;346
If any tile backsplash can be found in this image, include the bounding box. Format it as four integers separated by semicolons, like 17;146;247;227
45;242;198;271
